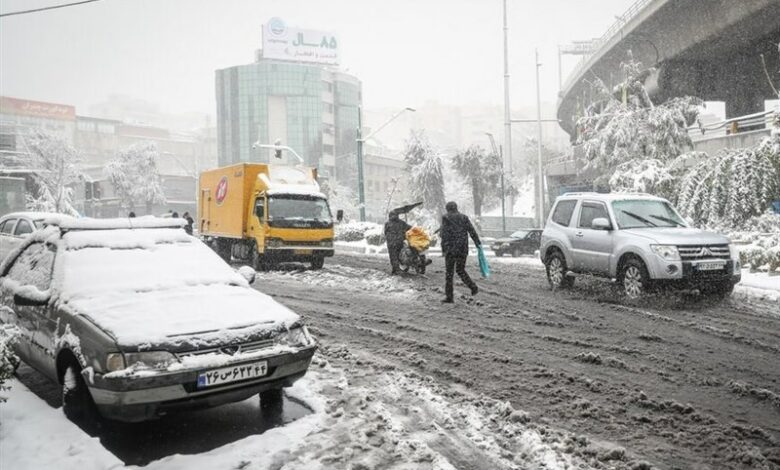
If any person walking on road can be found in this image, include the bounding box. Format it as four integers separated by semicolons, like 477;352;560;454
182;211;195;235
384;210;411;275
440;201;480;303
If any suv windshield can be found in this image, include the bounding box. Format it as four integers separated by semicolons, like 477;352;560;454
268;195;332;229
612;200;686;229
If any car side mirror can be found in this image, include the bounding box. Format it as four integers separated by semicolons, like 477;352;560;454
592;217;612;231
237;266;257;284
14;293;49;307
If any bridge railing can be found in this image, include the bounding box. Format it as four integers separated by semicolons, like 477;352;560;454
562;0;654;94
687;109;777;141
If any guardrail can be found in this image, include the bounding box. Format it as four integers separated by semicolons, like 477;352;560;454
687;109;777;140
561;0;654;94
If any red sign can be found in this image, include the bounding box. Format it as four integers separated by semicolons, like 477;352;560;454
215;176;228;205
0;96;76;120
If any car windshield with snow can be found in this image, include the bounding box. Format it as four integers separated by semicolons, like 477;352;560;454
0;216;317;423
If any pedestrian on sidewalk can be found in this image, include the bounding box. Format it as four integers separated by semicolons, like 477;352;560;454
384;210;411;275
182;211;194;235
440;201;480;303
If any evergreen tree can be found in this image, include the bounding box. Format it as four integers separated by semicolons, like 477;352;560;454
451;144;503;216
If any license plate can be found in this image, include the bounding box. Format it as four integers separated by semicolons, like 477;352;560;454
295;249;313;255
697;261;725;271
197;361;267;388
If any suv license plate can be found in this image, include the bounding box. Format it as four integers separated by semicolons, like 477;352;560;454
197;361;268;388
697;262;725;271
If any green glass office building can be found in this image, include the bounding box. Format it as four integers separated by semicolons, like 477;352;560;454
215;58;361;180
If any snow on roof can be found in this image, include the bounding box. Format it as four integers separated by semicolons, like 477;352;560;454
258;165;325;198
266;186;327;198
1;211;72;221
557;192;667;202
50;215;186;231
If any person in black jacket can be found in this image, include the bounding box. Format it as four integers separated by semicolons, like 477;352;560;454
182;211;195;235
440;201;480;303
384;210;411;275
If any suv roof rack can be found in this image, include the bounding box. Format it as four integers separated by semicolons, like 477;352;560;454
561;192;654;197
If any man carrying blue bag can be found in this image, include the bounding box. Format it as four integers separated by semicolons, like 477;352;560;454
439;201;481;303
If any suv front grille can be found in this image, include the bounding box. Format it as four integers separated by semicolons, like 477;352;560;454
677;244;730;260
177;338;275;359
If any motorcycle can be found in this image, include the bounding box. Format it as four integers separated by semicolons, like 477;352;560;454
399;226;432;275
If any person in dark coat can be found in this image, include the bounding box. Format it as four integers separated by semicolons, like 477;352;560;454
182;211;195;236
440;201;480;303
384;210;411;275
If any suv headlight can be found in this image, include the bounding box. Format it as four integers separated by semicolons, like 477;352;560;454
275;326;314;347
650;244;680;261
122;351;178;370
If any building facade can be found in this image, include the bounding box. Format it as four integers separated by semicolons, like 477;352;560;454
215;22;361;181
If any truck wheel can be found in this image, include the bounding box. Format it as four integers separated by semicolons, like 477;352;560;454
545;251;574;289
310;257;325;270
62;362;100;431
215;239;231;263
620;258;651;300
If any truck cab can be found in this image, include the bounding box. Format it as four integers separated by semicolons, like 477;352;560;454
199;163;334;269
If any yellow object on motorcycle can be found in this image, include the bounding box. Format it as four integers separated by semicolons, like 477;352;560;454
406;226;430;251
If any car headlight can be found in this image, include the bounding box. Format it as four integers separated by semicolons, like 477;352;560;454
123;351;178;370
106;353;126;372
650;244;680;261
267;238;283;248
275;326;314;347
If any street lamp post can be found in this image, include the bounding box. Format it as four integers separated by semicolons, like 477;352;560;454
356;106;415;221
535;49;545;228
485;132;506;235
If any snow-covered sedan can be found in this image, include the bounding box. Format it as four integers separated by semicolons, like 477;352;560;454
0;217;316;423
0;212;69;263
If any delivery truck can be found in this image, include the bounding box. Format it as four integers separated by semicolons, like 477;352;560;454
198;163;334;269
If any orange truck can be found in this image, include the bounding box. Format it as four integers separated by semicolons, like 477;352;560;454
198;163;334;269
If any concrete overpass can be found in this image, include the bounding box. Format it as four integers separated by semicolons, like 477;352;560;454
556;0;780;136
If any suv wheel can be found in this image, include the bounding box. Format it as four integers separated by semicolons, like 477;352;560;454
545;251;574;289
62;362;100;431
620;258;650;300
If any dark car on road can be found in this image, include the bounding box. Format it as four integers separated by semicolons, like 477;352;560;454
0;216;316;424
491;229;542;257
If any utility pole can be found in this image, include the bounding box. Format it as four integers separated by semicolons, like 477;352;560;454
356;106;366;221
502;0;513;215
535;49;545;227
486;132;506;235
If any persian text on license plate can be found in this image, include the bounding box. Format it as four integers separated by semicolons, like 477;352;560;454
697;262;725;271
197;361;267;388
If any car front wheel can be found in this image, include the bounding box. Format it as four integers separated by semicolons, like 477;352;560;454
620;258;651;300
545;251;574;289
62;362;100;431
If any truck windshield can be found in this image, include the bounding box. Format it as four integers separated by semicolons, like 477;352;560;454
268;195;332;228
612;200;686;229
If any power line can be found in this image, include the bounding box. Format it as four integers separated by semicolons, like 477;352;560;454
0;0;104;18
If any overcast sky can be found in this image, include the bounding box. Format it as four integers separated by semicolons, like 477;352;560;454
1;0;634;117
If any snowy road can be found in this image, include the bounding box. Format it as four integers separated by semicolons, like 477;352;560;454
252;253;780;470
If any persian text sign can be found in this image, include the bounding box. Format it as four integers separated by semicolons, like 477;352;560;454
262;18;339;65
0;96;75;120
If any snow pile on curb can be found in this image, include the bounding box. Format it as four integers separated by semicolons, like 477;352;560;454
257;265;418;297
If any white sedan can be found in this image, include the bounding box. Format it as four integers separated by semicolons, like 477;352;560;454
0;212;66;263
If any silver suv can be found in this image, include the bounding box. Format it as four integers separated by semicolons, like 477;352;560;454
540;193;741;299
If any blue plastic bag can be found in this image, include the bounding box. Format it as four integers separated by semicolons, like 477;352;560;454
477;245;491;279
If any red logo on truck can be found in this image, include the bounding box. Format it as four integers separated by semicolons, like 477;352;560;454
215;176;228;205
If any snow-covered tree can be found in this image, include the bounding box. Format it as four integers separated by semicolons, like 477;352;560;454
105;142;166;214
0;325;19;403
403;130;446;217
576;51;701;186
451;145;503;216
608;158;677;198
677;138;779;227
320;179;359;222
17;130;83;215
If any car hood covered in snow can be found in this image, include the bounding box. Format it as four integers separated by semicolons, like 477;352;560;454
621;227;731;245
56;228;300;348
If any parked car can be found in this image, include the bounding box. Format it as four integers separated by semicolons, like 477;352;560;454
540;193;741;300
0;216;317;424
0;212;67;263
491;229;542;257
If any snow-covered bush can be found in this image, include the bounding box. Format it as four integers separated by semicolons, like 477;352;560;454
335;221;381;242
712;212;780;272
364;226;386;246
0;325;20;402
